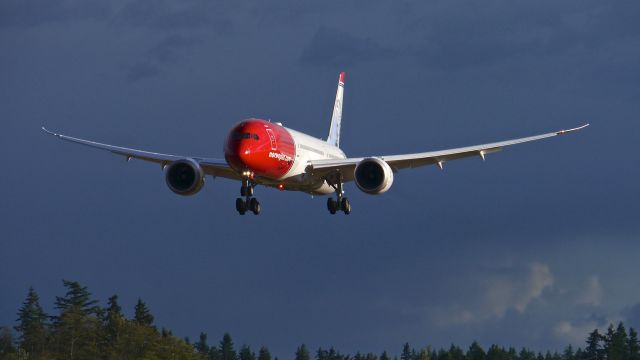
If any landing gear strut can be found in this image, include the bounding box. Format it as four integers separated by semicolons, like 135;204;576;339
236;178;260;215
326;173;350;215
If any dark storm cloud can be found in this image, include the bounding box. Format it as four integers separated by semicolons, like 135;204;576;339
147;35;201;64
2;0;640;356
126;62;161;82
403;0;640;71
625;303;640;329
0;0;110;28
114;0;231;32
125;34;200;82
300;27;396;68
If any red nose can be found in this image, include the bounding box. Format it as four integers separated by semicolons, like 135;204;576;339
236;140;260;169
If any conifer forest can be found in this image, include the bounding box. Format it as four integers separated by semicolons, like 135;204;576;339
1;281;639;360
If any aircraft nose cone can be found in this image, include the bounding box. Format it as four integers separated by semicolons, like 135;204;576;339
236;140;261;169
237;142;251;162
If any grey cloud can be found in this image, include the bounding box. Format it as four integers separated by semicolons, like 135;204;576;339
148;35;200;64
124;34;199;82
0;0;110;28
625;303;640;329
576;276;603;306
299;27;396;68
114;0;231;32
430;262;554;327
126;61;161;82
403;0;640;71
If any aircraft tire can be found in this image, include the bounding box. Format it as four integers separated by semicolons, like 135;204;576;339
236;198;247;215
341;198;351;215
249;198;260;215
327;198;337;214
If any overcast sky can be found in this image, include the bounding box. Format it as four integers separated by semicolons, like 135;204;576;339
1;0;639;357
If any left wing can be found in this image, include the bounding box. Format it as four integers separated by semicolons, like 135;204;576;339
307;124;589;181
42;127;240;179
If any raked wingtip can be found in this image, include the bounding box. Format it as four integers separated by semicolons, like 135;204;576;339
42;126;55;135
557;123;589;135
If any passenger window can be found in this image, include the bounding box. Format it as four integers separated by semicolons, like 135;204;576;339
252;134;259;140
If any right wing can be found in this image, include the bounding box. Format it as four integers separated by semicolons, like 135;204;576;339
308;124;589;181
42;127;240;180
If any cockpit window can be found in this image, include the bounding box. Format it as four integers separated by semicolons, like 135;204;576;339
232;132;259;140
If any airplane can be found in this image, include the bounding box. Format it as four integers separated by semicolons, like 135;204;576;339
42;72;588;215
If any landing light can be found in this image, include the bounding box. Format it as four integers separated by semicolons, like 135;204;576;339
278;184;285;191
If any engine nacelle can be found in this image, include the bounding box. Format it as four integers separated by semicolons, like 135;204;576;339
354;157;394;194
164;159;205;196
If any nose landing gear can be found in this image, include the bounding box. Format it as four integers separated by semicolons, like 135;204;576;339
236;178;260;215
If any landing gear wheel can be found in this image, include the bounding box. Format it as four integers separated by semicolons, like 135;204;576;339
249;198;261;215
327;198;338;214
236;198;247;215
341;197;351;215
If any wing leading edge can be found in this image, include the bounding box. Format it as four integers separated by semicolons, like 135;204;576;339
307;124;589;180
41;127;239;179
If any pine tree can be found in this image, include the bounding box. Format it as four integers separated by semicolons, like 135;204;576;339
418;348;430;360
99;294;126;359
103;295;125;345
520;348;536;360
195;332;210;355
0;327;15;357
544;351;553;360
134;298;154;326
296;344;311;360
402;343;414;360
240;344;256;360
487;345;507;360
15;287;48;357
210;345;222;360
258;346;271;360
52;280;102;359
219;333;237;360
606;323;630;360
450;345;465;360
563;345;574;360
381;351;391;360
468;342;486;360
585;329;604;360
629;328;640;360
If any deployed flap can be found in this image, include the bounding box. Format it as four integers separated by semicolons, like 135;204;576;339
327;72;345;148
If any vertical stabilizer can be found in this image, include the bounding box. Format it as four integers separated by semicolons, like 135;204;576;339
327;72;345;148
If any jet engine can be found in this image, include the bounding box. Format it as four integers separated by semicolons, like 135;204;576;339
164;159;205;196
354;157;394;194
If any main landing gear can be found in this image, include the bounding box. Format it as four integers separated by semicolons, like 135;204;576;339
236;179;260;215
326;174;350;215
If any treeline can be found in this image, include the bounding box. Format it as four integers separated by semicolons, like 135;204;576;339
1;281;639;360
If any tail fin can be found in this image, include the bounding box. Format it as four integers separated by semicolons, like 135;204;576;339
327;72;345;148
